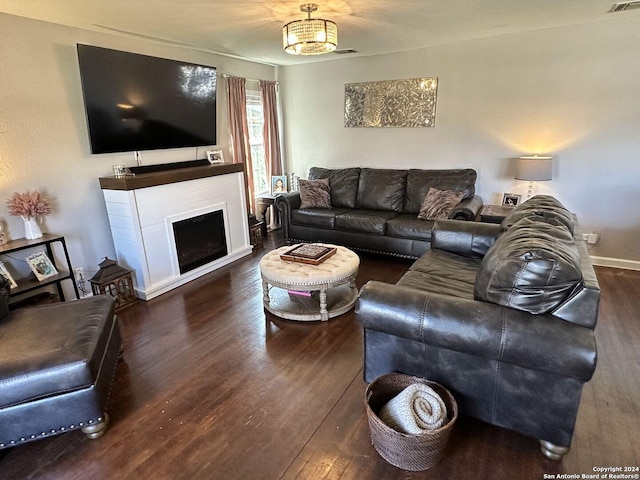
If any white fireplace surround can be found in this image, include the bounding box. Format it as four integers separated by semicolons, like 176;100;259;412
101;168;251;300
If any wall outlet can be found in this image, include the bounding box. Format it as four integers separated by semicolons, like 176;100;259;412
587;232;600;245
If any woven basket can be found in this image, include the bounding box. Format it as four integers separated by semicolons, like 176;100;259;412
365;373;458;471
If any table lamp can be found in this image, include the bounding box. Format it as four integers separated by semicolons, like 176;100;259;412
514;155;553;199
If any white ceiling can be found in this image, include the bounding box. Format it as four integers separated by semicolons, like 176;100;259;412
0;1;637;66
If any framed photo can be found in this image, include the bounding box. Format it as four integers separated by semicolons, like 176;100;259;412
206;150;225;164
271;175;288;195
25;251;58;281
0;261;18;289
502;193;522;207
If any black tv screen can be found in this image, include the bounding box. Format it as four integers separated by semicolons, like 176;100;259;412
77;44;217;154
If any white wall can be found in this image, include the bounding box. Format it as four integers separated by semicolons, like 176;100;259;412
279;16;640;266
2;12;638;271
0;13;275;288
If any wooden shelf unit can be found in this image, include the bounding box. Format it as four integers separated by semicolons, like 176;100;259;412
0;233;79;304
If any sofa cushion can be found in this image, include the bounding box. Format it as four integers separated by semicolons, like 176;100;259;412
0;296;116;408
431;219;499;259
398;249;481;299
299;178;331;209
309;167;361;208
335;210;398;235
355;168;407;212
417;188;465;220
404;169;477;213
386;214;434;241
475;216;583;315
291;207;349;229
501;195;575;235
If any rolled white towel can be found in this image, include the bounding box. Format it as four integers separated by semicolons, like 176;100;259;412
378;383;447;434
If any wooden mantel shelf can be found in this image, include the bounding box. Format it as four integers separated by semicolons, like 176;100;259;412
99;163;244;191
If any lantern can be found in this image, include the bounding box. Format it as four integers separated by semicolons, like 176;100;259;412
89;257;136;311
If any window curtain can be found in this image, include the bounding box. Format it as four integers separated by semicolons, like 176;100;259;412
226;75;255;214
259;80;283;181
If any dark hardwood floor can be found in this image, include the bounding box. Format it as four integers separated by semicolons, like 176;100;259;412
2;234;639;479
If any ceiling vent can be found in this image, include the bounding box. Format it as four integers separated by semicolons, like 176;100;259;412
333;48;358;55
609;1;640;12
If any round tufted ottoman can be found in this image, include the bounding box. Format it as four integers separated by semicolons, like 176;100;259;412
260;244;360;321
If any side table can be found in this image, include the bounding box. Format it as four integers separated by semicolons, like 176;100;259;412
256;194;280;233
479;205;513;224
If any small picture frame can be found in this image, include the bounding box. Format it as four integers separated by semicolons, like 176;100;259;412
0;261;18;289
502;193;522;207
271;175;288;195
206;150;225;164
25;251;58;281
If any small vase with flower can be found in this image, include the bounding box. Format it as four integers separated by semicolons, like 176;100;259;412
6;191;52;240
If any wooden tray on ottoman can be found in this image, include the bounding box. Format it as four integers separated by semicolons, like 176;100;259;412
280;244;337;265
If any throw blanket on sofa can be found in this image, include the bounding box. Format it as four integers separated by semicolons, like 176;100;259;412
378;383;447;434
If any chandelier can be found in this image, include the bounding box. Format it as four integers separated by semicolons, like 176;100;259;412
283;4;338;55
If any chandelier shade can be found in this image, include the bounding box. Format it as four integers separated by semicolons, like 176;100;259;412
283;4;338;55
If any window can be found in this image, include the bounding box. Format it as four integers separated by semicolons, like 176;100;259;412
246;91;268;194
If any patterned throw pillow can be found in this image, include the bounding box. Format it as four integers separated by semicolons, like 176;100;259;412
417;187;465;220
299;178;331;209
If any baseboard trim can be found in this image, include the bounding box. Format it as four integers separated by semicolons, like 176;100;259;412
134;247;253;300
589;255;640;271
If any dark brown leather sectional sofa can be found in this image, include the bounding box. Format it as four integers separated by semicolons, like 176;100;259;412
275;167;483;258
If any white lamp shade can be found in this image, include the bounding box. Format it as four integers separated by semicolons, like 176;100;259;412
514;156;553;181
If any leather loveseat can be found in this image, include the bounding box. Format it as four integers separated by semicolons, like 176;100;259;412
356;195;599;459
275;167;483;258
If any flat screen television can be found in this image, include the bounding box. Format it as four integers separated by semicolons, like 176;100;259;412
77;44;217;154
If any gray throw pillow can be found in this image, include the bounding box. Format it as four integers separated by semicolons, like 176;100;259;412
417;187;465;220
299;178;331;209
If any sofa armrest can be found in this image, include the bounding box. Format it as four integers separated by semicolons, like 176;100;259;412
275;192;301;240
275;191;301;211
449;194;483;221
431;219;500;258
356;281;596;382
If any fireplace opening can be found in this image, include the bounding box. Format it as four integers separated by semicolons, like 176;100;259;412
173;210;227;274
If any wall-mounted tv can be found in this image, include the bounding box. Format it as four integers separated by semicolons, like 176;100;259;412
77;44;217;154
